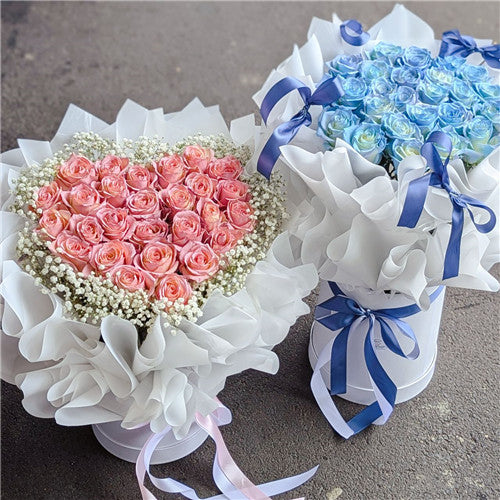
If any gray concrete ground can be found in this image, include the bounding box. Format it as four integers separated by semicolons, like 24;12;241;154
1;2;499;499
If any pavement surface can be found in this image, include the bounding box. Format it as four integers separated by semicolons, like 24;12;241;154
1;2;500;499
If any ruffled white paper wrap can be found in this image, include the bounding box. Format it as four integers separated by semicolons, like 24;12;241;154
251;4;500;307
0;100;318;437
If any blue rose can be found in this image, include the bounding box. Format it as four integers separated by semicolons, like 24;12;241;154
369;42;403;64
426;66;454;89
489;134;500;148
317;107;360;147
327;54;364;78
417;79;449;105
338;76;369;110
449;78;477;107
434;55;467;72
360;60;391;81
391;66;421;88
437;101;471;133
474;82;500;104
382;113;423;141
463;116;494;150
405;104;438;136
459;64;490;84
363;95;395;123
391;85;417;111
478;101;500;132
402;46;432;70
390;139;423;168
343;123;387;163
370;77;396;96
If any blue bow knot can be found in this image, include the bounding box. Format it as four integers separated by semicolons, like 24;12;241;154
257;76;344;178
439;29;500;69
340;19;370;46
314;283;444;435
397;131;496;280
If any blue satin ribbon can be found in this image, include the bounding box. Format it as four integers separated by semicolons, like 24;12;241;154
340;19;370;46
257;76;344;178
439;29;500;69
315;282;444;436
397;131;496;280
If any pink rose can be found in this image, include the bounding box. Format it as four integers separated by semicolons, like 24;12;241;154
95;155;129;180
99;174;129;207
155;274;192;304
91;240;135;274
160;184;195;214
209;223;241;254
207;156;243;180
183;145;214;173
50;231;92;274
171;211;203;246
110;265;155;294
56;154;96;189
126;189;161;219
126;165;157;191
130;219;169;247
38;207;71;240
226;199;255;232
179;241;219;283
69;215;104;245
96;206;136;240
134;241;178;276
154;154;187;187
216;179;249;207
35;181;61;211
62;184;102;215
197;198;223;231
185;172;216;199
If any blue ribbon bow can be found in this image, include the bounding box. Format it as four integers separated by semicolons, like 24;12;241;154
340;19;370;46
315;282;444;435
397;131;496;280
439;29;500;69
256;76;344;178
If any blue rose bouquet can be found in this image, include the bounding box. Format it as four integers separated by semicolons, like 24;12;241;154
253;4;499;437
318;44;498;174
253;4;499;301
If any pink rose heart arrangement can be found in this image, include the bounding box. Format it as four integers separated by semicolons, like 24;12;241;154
1;99;319;498
22;143;264;335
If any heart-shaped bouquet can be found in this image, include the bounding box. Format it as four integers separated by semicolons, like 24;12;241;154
1;99;318;437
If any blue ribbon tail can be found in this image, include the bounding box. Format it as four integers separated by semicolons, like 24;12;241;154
256;112;311;178
330;326;351;395
397;174;431;228
443;203;465;279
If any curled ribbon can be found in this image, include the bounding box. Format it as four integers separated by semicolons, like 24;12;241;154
340;19;370;46
257;76;344;178
397;131;496;280
311;282;444;439
136;401;318;499
439;29;500;69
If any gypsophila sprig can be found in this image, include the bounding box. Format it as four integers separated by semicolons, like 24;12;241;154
11;134;285;341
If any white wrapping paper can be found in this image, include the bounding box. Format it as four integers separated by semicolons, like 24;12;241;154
0;100;318;437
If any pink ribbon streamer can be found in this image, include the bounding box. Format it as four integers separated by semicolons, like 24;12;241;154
135;402;317;499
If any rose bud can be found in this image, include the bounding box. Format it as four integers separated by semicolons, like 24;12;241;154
95;154;129;180
56;154;96;189
154;154;187;187
179;241;219;283
155;273;192;305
